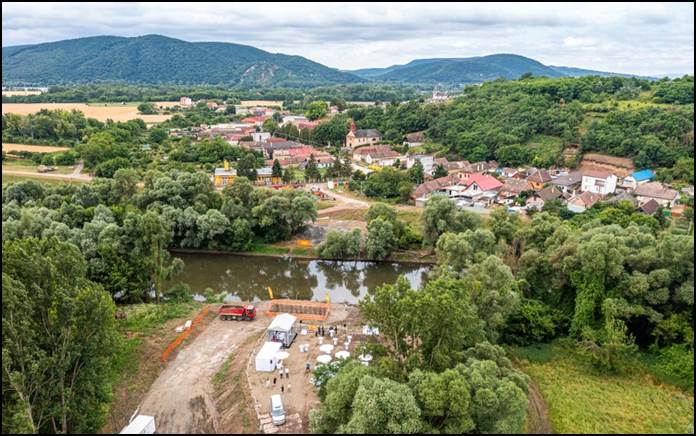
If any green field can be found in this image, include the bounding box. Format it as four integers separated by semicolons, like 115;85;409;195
2;173;87;185
514;343;694;434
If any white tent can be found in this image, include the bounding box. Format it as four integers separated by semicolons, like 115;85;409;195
255;341;283;372
120;415;156;434
267;313;298;347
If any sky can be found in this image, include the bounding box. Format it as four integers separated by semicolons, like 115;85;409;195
2;2;694;76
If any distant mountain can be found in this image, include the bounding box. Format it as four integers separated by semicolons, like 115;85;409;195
2;35;365;87
547;65;656;80
350;54;654;84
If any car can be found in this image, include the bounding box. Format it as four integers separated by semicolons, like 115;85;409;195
270;394;286;426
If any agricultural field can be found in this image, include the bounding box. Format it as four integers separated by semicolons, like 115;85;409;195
2;102;172;123
239;100;284;107
2;142;71;153
2;90;44;96
514;343;695;434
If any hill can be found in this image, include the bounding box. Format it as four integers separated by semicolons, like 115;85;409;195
2;35;365;87
351;54;652;84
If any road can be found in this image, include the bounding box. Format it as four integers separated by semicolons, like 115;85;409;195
2;160;92;182
138;305;271;433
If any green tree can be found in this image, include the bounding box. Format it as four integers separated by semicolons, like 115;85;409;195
272;159;283;178
305;154;321;182
366;217;397;260
422;194;481;247
316;229;361;259
237;152;259;181
432;164;448;179
408;160;424;184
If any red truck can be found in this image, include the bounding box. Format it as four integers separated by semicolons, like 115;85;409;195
218;304;256;321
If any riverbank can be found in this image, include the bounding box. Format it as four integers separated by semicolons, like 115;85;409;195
169;246;437;265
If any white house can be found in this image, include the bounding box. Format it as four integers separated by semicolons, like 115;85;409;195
581;170;618;195
622;169;656;190
255;341;283;372
406;154;435;173
179;96;193;107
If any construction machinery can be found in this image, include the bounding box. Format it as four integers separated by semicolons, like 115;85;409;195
218;304;256;321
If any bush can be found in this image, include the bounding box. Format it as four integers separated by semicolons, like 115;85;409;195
166;282;193;303
502;298;566;345
656;343;694;391
54;151;77;166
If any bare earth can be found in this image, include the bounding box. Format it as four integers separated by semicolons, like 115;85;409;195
2;143;71;153
138;302;272;434
2;103;171;123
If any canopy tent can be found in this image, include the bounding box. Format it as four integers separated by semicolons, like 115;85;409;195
317;355;332;364
267;313;298;348
335;350;350;360
255;341;283;372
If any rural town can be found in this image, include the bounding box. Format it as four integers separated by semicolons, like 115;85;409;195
2;2;694;435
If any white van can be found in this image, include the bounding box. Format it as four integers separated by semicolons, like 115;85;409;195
270;394;286;426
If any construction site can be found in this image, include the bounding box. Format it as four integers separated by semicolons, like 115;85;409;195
121;298;367;434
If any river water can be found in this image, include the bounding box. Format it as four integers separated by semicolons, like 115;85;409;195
169;253;431;304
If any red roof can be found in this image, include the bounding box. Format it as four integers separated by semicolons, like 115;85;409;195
465;173;503;191
241;116;268;124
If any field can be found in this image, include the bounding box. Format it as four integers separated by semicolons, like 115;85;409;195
2;103;172;123
2;90;44;96
239;100;284;108
514;343;694;434
2;143;71;153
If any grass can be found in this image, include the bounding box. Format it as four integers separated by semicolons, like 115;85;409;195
250;244;290;255
396;209;423;233
513;342;694;434
2;173;87;185
213;352;236;390
3;159;74;174
315;200;335;210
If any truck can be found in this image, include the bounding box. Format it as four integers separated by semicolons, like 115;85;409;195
218;304;256;321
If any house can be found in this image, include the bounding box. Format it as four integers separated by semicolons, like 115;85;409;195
403;131;425;148
606;191;638;207
538;185;564;202
640;199;660;215
581;170;618;195
296;121;320;130
206;101;219;110
498;178;533;203
551;171;583;195
252;132;271;143
412;174;460;205
241;116;267;126
526;195;545;211
406;154;436;173
634;182;680;207
498;167;519;178
461;173;504;202
622;169;656;190
179;96;193;107
527;169;553;190
281;115;308;126
273;147;333;168
567;191;603;213
346;120;382;148
256;167;282;186
355;145;402;167
213;161;237;188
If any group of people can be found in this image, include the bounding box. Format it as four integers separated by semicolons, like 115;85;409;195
314;324;346;337
266;366;291;393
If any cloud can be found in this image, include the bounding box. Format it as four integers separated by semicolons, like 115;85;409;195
2;2;693;75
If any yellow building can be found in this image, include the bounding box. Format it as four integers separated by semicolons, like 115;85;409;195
214;160;236;187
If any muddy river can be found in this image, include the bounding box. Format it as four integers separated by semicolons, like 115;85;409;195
169;253;431;304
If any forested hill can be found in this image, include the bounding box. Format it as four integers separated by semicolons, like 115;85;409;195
350;54;655;84
2;35;365;87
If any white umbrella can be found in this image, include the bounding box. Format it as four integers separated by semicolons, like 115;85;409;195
317;354;332;364
319;344;334;353
335;350;350;360
276;351;290;360
358;354;373;362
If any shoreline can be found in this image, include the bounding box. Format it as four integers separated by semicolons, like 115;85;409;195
168;247;437;265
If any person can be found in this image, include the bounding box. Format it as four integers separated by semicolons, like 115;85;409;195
266;379;271;389
281;385;284;393
279;369;283;379
287;383;291;392
273;377;277;385
305;362;311;373
285;367;289;379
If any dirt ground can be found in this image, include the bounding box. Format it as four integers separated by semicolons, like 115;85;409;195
2;143;71;153
247;304;362;434
2;103;171;123
138;301;272;433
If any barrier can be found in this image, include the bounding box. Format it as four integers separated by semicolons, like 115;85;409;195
160;306;210;363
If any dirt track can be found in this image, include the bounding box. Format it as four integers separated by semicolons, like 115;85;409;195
138;302;271;433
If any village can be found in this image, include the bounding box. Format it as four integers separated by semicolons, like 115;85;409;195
164;96;692;220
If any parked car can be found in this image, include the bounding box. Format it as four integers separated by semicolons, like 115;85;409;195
271;394;286;426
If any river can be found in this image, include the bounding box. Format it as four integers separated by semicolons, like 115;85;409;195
169;253;431;304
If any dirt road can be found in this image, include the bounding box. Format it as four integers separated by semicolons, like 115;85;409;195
138;303;271;433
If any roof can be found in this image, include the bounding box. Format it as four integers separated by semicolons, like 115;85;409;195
569;191;603;208
629;169;655;182
527;169;552;184
635;182;679;200
120;415;155;434
215;168;237;177
354;129;382;138
607;192;638;206
640;199;660;215
552;171;583;186
267;313;296;332
412;174;459;198
257;167;273;176
500;178;532;195
404;131;425;142
465;173;503;191
583;169;614;179
354;145;395;155
538;186;563;201
257;341;283;360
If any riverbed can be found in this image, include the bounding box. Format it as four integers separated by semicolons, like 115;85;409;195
169;253;431;304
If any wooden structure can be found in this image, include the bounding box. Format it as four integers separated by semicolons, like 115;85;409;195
265;299;330;322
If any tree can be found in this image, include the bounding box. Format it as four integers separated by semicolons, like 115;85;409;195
137;102;158;114
305;154;321;182
316;229;361;259
3;237;118;433
237;152;259;181
306;101;328;121
272;159;283;178
432;164;448;179
422;194;481;247
366;217;397;260
408;160;424;184
282;166;294;184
